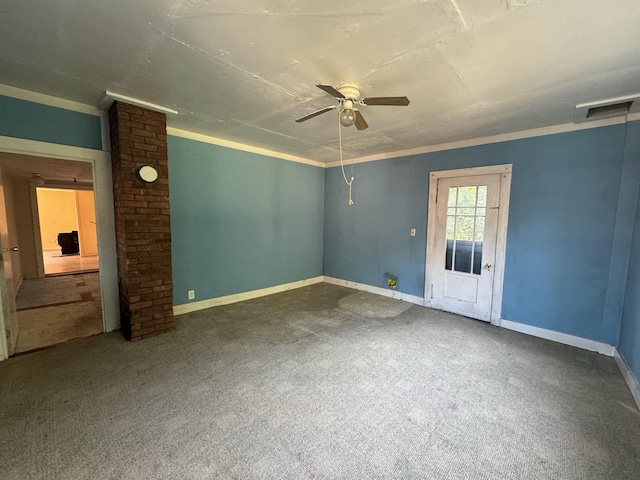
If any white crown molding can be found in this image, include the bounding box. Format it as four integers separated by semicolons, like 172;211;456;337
500;319;615;356
166;127;324;168
324;117;627;168
614;349;640;411
0;83;99;116
173;276;324;315
3;84;638;169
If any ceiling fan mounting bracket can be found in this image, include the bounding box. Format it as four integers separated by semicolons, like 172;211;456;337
336;83;361;101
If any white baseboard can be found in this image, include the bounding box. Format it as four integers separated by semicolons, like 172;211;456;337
173;276;324;315
500;319;615;356
614;349;640;411
322;276;425;306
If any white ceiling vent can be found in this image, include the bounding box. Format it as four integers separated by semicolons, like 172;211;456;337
575;94;640;123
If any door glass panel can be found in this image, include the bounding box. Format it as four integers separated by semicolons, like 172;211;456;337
477;186;487;207
457;207;475;216
445;215;455;270
445;184;487;275
457;186;477;206
448;187;457;207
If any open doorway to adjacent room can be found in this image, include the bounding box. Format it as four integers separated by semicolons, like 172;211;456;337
36;187;99;276
0;153;103;354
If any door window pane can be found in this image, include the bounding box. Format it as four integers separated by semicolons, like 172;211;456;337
477;186;487;207
445;215;455;270
457;186;477;206
448;187;457;207
457;207;476;216
444;184;487;275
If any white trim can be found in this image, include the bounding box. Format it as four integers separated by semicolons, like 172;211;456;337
0;136;106;163
167;127;324;168
173;276;325;315
99;111;111;152
28;181;45;278
492;169;512;325
614;349;640;411
101;91;178;116
0;84;99;116
324;117;626;168
424;164;512;325
500;319;615;356
3;84;639;170
0;136;120;344
322;276;425;306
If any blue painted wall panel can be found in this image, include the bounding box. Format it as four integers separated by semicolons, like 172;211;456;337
0;95;102;150
619;121;640;380
324;126;626;341
168;136;324;305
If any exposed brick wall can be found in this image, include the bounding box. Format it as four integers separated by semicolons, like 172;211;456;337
109;101;174;341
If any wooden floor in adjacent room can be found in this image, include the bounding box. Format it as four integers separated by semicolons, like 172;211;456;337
42;250;99;276
14;272;102;353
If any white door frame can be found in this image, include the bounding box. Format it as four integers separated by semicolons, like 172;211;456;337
425;164;512;325
0;135;120;360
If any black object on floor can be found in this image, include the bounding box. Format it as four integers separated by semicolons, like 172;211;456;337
57;230;79;255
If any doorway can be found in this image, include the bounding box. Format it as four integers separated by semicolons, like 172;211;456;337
425;165;512;324
0;153;104;354
36;187;99;276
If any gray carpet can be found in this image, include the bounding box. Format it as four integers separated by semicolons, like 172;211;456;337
1;283;639;479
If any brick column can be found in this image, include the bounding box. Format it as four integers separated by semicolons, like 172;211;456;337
109;101;174;340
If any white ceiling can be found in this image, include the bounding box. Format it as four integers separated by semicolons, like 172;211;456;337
0;153;94;185
0;0;638;163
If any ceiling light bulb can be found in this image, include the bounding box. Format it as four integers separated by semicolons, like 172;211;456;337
339;108;356;127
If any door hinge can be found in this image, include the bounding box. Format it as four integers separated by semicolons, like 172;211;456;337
430;284;434;299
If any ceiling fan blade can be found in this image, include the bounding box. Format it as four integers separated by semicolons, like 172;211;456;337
295;106;336;123
354;110;369;131
316;84;345;99
362;96;410;106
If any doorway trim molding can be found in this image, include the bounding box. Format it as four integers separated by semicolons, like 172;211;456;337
425;164;512;326
0;135;119;359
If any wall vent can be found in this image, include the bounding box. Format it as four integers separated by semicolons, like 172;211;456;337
575;94;640;123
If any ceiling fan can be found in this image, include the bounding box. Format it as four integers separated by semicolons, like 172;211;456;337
295;84;410;130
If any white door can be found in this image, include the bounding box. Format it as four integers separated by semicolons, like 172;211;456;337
427;168;510;323
0;165;19;356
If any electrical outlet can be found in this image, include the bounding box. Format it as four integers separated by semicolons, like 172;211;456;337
410;228;416;237
188;290;195;300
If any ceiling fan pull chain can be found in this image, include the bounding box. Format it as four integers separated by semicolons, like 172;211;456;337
338;113;355;205
348;179;354;205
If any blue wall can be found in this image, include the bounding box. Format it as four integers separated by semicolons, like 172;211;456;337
325;125;628;343
0;95;102;150
168;136;324;305
619;121;640;381
2;89;638;374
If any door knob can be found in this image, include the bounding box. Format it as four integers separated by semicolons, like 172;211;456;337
2;247;18;252
484;263;492;270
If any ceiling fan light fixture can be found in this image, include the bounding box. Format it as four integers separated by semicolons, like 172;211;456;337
339;108;356;127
